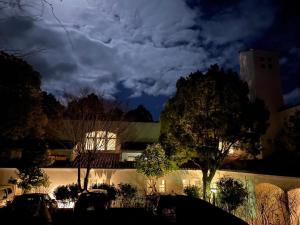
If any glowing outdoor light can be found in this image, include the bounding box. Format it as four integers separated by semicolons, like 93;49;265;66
211;187;217;193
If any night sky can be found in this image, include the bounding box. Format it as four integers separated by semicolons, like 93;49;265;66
1;0;300;120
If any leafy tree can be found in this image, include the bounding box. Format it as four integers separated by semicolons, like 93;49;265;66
13;140;50;193
15;167;49;193
216;177;248;213
160;65;269;200
124;105;153;122
0;51;47;140
183;185;201;198
136;143;175;194
42;91;65;120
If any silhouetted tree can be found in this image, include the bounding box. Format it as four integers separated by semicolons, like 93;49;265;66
124;105;153;122
51;91;128;190
42;91;64;120
160;65;269;200
0;51;47;140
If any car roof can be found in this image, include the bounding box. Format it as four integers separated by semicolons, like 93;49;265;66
158;195;248;225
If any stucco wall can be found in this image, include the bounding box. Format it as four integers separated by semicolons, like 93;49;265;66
2;168;300;197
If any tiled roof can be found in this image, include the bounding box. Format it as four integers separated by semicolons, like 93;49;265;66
72;153;121;168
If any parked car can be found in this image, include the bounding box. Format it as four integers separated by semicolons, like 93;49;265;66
0;185;14;208
155;195;248;225
73;191;109;224
6;193;58;225
74;191;109;213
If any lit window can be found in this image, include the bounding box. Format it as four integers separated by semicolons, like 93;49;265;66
85;131;116;151
159;180;166;193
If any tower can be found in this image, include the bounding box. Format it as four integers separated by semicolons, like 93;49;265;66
239;49;283;157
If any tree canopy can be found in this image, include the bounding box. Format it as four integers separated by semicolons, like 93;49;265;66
136;143;175;194
42;91;65;120
160;65;269;200
0;51;47;140
124;104;153;122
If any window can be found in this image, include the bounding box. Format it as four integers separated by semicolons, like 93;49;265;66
261;64;266;69
260;57;265;61
268;64;272;69
159;180;166;193
85;131;116;151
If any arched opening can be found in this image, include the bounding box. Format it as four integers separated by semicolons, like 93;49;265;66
252;183;289;225
288;188;300;225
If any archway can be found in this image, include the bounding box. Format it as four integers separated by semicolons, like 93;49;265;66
251;183;290;225
287;188;300;225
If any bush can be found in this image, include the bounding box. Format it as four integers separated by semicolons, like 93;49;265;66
54;185;70;202
216;177;248;213
183;185;200;198
92;183;117;200
117;183;138;208
68;183;80;201
53;183;80;203
118;183;137;199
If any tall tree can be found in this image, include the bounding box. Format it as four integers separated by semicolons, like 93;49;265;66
41;91;65;120
52;92;128;190
0;51;47;140
160;65;269;200
124;105;153;122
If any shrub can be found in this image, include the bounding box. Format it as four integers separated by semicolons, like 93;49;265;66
117;183;138;208
54;185;70;202
53;183;80;203
68;183;80;201
183;185;200;198
92;183;117;200
216;177;248;213
118;183;137;199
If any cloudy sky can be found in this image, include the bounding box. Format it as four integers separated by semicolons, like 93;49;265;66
0;0;300;119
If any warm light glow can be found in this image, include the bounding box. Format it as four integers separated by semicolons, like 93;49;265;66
218;141;235;154
85;131;116;151
57;201;75;209
211;187;217;193
159;180;166;192
182;179;188;188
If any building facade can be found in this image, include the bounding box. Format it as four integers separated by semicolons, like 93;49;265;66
240;49;299;156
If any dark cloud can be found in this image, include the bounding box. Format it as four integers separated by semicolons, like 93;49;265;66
0;0;299;110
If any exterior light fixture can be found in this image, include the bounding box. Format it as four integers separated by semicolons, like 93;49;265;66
211;187;217;193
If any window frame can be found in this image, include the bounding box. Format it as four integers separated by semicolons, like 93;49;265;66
85;131;117;151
